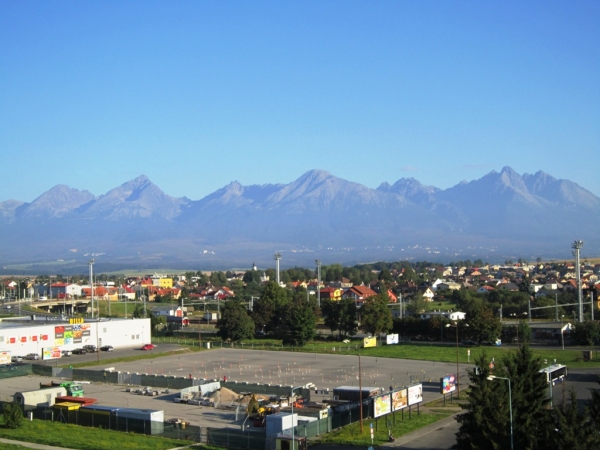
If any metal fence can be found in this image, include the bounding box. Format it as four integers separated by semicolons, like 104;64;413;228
0;363;32;379
27;406;202;441
207;427;267;449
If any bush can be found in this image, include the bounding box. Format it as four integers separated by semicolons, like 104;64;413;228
3;403;23;429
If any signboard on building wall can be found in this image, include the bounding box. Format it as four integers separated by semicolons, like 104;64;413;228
407;384;423;406
42;347;62;360
363;336;377;348
373;393;391;418
386;334;399;345
55;324;90;346
392;388;408;411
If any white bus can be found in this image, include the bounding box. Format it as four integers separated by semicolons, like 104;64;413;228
539;364;567;385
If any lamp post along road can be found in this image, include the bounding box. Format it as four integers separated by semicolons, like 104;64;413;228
446;322;467;399
290;386;301;450
488;375;513;450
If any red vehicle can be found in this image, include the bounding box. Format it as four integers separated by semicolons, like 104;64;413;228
141;344;155;351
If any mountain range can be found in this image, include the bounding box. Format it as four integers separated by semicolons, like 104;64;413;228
1;167;598;274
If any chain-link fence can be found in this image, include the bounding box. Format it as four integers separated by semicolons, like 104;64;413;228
207;427;267;449
0;363;32;379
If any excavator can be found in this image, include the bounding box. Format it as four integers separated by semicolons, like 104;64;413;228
247;394;279;427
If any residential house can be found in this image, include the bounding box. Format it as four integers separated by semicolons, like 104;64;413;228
342;286;377;307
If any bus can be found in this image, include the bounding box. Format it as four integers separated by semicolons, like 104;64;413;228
539;364;567;385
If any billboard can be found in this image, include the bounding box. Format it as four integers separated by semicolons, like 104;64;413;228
363;336;377;348
373;393;391;418
440;374;457;394
0;351;10;365
42;347;62;360
407;384;423;406
392;388;408;411
386;334;399;345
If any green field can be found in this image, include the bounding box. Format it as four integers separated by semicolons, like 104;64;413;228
154;336;600;369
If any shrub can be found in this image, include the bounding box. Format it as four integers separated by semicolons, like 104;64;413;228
3;403;23;429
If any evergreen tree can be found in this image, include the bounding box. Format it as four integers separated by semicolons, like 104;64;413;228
455;345;549;449
503;344;549;449
538;389;600;449
455;352;507;449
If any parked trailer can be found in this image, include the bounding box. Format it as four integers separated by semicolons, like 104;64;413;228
15;387;67;409
79;405;165;435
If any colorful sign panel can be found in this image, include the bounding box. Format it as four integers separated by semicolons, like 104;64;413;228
373;393;391;418
407;384;423;406
42;347;62;360
386;334;399;345
363;336;377;348
55;324;90;346
440;374;457;394
392;388;408;411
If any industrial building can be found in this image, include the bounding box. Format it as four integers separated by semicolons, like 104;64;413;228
0;316;151;359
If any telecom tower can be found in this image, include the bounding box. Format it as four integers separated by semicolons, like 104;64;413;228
572;240;584;323
274;253;281;285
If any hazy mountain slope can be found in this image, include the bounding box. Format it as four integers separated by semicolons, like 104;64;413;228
0;167;598;269
16;185;96;220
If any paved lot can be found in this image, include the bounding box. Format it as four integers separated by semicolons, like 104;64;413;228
2;348;464;432
7;347;597;448
84;348;465;396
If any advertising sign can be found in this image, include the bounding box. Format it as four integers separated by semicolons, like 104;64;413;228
42;347;62;360
407;384;423;406
363;336;377;348
55;324;90;346
373;393;391;418
392;388;408;411
0;351;10;365
386;334;399;345
440;374;457;394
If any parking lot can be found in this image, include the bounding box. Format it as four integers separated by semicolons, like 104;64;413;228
1;347;466;430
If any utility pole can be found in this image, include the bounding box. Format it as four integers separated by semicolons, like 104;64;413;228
572;240;584;323
315;260;321;308
88;259;95;319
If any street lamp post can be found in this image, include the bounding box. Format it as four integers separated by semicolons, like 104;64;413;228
446;322;467;399
290;386;301;450
487;375;513;450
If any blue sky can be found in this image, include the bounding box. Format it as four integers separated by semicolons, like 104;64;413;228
1;1;599;202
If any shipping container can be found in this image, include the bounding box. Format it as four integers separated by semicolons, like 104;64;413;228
332;386;381;402
15;387;67;409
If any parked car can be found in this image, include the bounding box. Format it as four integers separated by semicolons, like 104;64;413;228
461;339;479;346
83;345;98;353
11;355;23;363
24;353;39;360
61;350;72;357
141;344;155;351
100;345;114;352
72;348;87;355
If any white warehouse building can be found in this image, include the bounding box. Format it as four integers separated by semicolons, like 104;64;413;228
0;316;151;359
